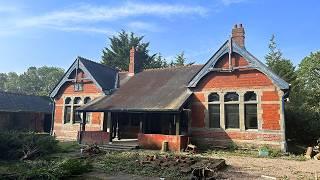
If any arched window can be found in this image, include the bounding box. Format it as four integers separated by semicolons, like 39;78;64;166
208;93;220;128
224;92;239;128
64;97;72;123
84;97;92;123
73;97;82;123
244;91;258;129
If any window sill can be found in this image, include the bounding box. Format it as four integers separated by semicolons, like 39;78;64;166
245;129;258;132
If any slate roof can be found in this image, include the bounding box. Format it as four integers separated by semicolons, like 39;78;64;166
50;57;118;97
188;40;290;89
78;65;203;112
0;91;52;113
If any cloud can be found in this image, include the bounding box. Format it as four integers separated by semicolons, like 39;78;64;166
14;2;208;32
0;6;19;14
127;21;162;32
220;0;248;6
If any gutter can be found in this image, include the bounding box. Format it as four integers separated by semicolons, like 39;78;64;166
50;97;55;136
281;85;290;152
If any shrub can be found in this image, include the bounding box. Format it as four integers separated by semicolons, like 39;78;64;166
0;131;59;160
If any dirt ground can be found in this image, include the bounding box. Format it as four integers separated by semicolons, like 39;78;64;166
84;154;320;179
211;154;320;179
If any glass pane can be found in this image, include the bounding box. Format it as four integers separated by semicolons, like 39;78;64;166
64;106;71;123
224;92;239;102
86;112;91;123
209;104;220;128
74;97;82;105
73;106;82;123
244;91;257;101
74;83;83;91
245;104;257;129
64;97;71;104
208;93;219;102
84;97;91;104
225;104;239;128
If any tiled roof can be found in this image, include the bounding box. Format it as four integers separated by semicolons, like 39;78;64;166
0;91;52;113
78;65;203;112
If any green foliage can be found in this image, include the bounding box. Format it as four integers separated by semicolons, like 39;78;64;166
174;51;186;66
3;158;92;180
101;30;167;70
0;66;64;96
259;145;282;157
0;132;59;160
265;35;296;84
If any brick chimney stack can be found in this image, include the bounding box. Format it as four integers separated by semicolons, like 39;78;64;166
129;46;140;76
232;24;245;48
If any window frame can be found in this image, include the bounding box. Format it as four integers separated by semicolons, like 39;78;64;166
208;92;220;129
224;92;240;129
244;91;258;130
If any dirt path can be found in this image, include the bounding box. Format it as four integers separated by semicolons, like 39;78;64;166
212;155;320;179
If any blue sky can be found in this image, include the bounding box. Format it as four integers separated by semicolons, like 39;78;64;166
0;0;319;73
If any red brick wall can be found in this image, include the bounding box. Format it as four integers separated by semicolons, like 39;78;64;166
190;53;284;149
138;133;188;152
80;131;110;145
53;70;104;140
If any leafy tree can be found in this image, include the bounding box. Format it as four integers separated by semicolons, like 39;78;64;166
265;35;296;83
0;73;8;91
1;66;64;96
296;52;320;113
174;51;186;66
101;30;165;70
150;53;168;69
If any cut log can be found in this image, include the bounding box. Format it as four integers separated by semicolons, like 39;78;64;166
314;153;320;160
305;147;313;159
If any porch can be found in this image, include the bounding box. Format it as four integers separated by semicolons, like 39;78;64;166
78;111;190;152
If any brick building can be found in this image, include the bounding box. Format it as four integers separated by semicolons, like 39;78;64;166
52;24;290;151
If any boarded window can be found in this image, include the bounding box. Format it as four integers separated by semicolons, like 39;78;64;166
64;106;71;123
225;104;239;128
209;104;220;128
245;104;258;129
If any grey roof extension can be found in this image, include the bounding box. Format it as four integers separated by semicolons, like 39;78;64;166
50;56;118;98
0;91;52;113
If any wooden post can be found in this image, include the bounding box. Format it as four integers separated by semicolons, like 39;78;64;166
175;113;180;135
139;116;143;133
78;112;86;144
106;112;112;143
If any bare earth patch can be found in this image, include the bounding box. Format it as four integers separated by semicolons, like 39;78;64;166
211;154;320;179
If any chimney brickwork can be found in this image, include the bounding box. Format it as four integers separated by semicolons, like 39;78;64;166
129;46;140;76
232;24;245;48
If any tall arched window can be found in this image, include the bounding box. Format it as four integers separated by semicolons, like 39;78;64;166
224;92;239;128
208;93;220;128
84;97;92;123
64;97;72;123
244;91;258;129
73;97;82;123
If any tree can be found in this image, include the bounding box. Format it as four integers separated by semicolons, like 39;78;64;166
149;53;168;69
101;30;165;70
265;35;296;84
296;52;320;113
174;51;186;66
0;73;8;91
0;66;64;96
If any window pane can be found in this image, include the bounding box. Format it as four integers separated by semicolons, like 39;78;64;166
245;104;257;129
208;93;219;102
74;83;83;91
74;97;82;105
73;106;82;123
244;91;257;101
64;106;71;123
225;104;239;128
86;112;91;123
209;104;220;128
224;92;239;102
84;97;91;104
65;97;71;104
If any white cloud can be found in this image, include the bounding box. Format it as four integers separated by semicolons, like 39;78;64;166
127;21;162;32
0;6;19;14
15;2;208;31
220;0;248;6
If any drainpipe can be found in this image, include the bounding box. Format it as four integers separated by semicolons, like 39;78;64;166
50;97;55;136
281;86;290;152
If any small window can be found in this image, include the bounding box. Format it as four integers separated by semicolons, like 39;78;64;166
244;91;257;101
64;106;71;123
209;104;220;128
84;97;91;123
74;97;82;104
65;97;71;104
208;93;219;102
224;92;239;102
225;104;239;128
74;82;83;91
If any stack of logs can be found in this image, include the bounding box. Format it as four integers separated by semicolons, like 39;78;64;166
138;155;226;179
305;139;320;160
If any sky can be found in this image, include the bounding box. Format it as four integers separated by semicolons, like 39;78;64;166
0;0;319;73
